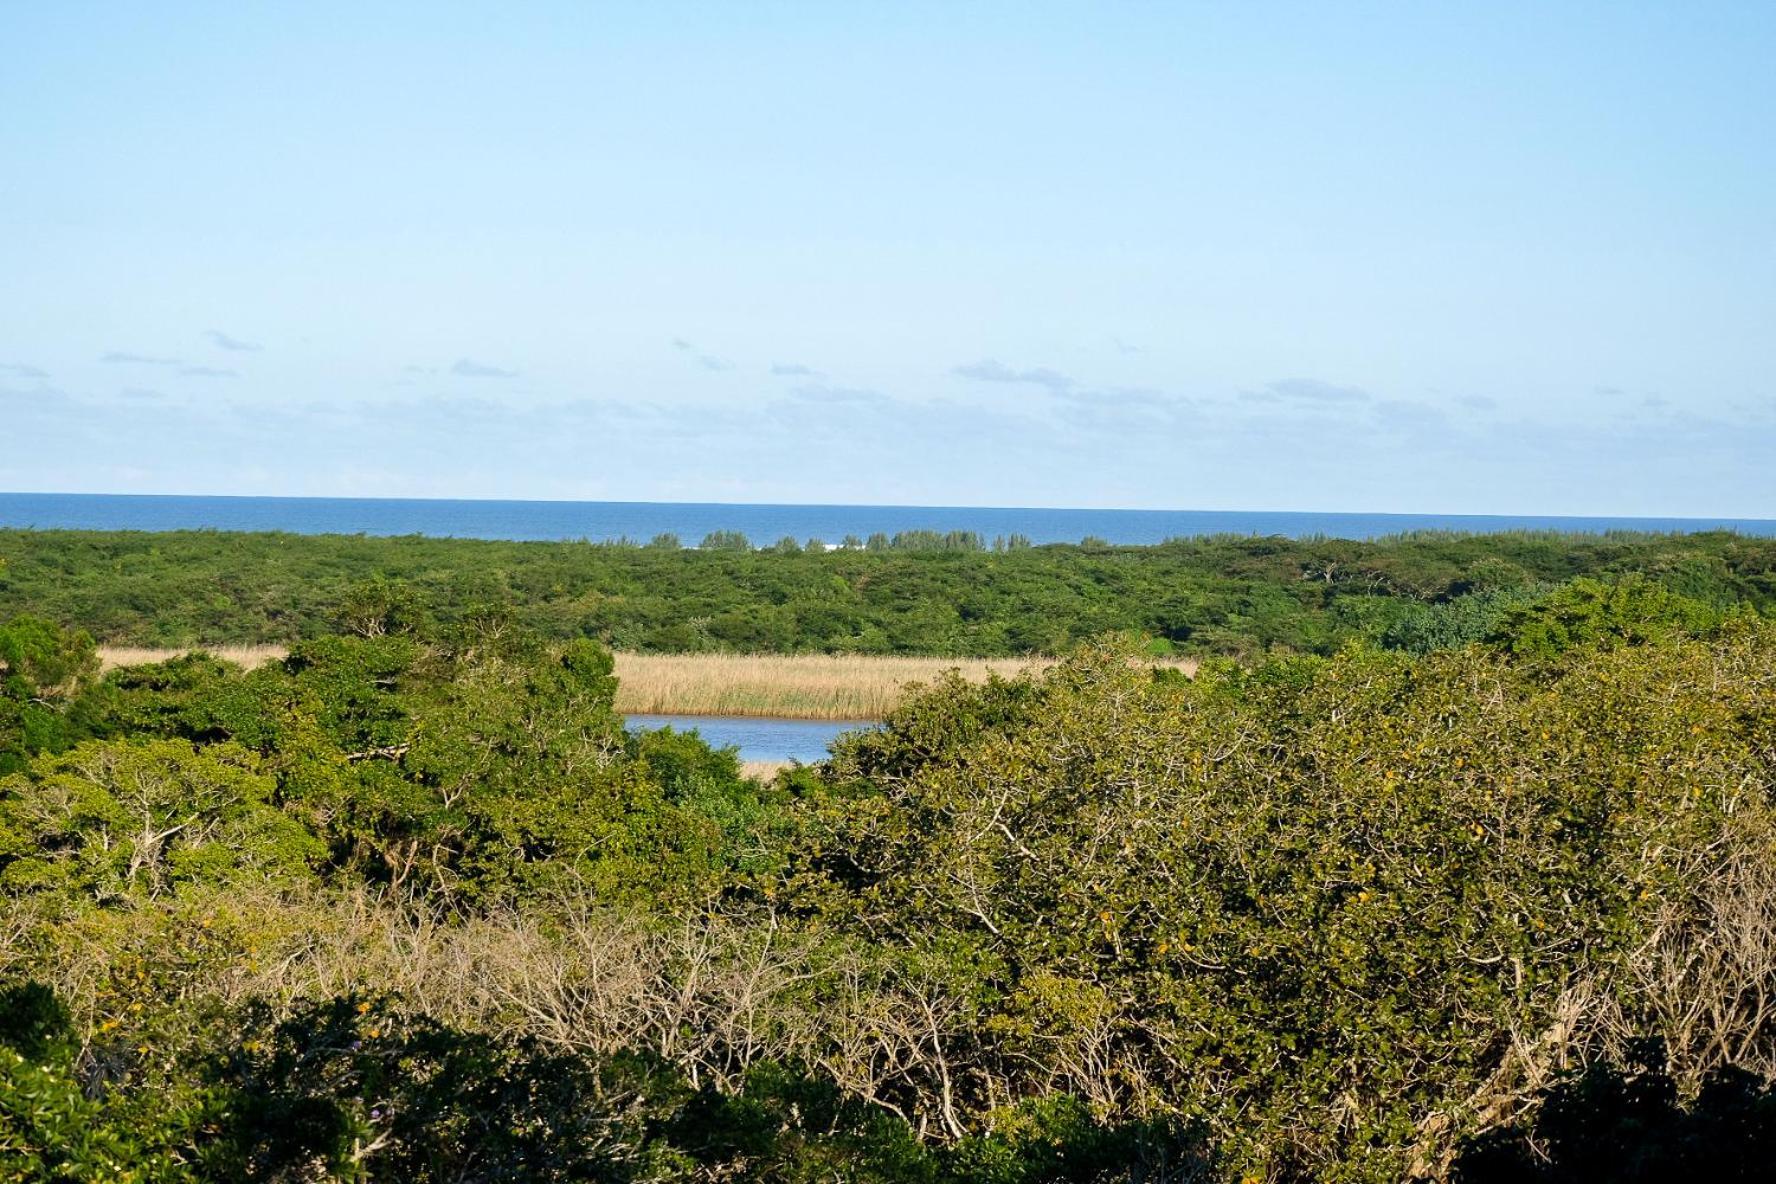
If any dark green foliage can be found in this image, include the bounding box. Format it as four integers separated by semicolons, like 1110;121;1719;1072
875;530;986;552
0;596;765;909
4;528;1772;657
662;1067;1213;1183
699;530;752;552
657;1061;940;1182
0;978;1219;1184
6;563;1776;1180
0;738;322;900
71;651;264;743
1379;586;1543;654
199;996;662;1183
0;615;97;774
0;981;71;1063
334;576;432;638
1486;574;1726;660
802;627;1776;1176
1455;1042;1776;1182
0;979;193;1181
944;1096;1214;1184
0;616;97;697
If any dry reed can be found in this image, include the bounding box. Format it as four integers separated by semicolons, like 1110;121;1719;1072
96;646;1196;720
97;644;289;672
609;652;1170;719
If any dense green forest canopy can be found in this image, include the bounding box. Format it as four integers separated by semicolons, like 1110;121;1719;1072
3;581;1774;1180
2;527;1774;656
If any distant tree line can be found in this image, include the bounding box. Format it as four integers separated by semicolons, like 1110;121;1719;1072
692;529;1018;553
1;528;1772;656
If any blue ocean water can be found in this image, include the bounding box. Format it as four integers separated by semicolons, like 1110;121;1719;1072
1;492;1772;545
626;713;871;764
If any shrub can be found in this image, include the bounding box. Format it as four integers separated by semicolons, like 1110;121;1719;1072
0;739;321;901
1454;1041;1776;1182
1486;576;1724;661
198;995;671;1182
804;627;1776;1177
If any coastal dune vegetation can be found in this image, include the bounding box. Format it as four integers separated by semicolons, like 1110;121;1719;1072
5;526;1775;659
1;547;1774;1180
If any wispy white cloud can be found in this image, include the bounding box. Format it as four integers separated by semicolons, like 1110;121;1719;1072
1372;399;1450;430
6;378;1771;515
205;330;263;352
1242;377;1371;404
952;358;1076;393
100;351;182;366
790;383;890;405
672;338;733;372
450;358;519;378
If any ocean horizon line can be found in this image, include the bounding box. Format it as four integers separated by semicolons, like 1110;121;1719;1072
3;491;1774;546
2;488;1772;523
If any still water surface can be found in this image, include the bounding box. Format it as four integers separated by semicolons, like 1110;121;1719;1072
626;713;874;764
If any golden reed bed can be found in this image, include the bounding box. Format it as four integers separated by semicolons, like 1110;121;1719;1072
98;644;290;672
618;652;1196;717
609;652;1049;719
97;647;1196;720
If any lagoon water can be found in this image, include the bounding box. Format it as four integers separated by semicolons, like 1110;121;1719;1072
626;713;871;764
3;492;1774;544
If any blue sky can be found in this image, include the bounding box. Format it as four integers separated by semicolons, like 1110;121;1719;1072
2;2;1772;514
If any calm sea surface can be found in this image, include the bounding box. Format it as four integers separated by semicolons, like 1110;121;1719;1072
626;714;870;764
3;493;1773;544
